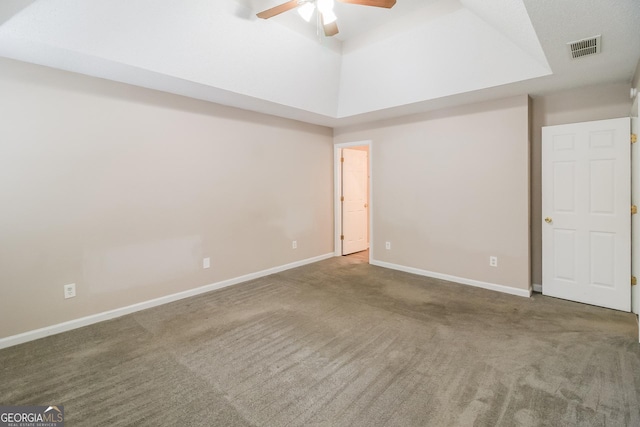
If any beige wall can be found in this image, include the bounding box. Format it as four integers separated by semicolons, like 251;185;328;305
3;55;633;341
335;96;531;291
0;58;334;338
530;83;632;286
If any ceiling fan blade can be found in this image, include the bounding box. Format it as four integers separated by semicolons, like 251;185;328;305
256;0;300;19
336;0;396;8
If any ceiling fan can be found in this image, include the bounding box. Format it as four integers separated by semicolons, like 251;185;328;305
256;0;397;37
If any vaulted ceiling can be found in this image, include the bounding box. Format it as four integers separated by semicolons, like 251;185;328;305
0;0;638;127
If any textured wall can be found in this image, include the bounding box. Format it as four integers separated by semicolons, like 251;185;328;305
0;58;334;338
335;95;531;292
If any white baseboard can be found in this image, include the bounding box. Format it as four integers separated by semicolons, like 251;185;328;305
370;260;532;298
0;253;334;350
532;283;542;293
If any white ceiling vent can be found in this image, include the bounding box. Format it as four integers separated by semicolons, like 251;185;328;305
567;35;601;59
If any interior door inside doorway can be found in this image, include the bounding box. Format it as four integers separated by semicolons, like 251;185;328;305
342;147;369;255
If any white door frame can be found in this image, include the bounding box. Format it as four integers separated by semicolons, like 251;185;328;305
632;111;639;343
631;95;639;317
631;112;640;316
334;140;372;262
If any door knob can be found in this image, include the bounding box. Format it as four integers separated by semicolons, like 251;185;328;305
545;217;552;223
364;203;368;208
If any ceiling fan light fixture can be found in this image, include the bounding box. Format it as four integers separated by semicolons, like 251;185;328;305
297;2;315;22
321;9;337;24
316;0;334;14
258;0;399;37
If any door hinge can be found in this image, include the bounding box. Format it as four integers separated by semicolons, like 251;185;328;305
340;157;344;162
632;205;638;215
340;235;344;240
340;196;344;202
632;276;637;286
632;134;637;144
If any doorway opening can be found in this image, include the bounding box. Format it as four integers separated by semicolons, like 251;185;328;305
334;141;372;263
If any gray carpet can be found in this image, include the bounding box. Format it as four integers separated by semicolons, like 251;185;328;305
1;255;639;426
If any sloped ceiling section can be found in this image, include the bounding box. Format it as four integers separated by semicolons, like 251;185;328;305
0;0;343;118
0;0;637;126
337;0;550;117
0;0;34;25
461;0;548;69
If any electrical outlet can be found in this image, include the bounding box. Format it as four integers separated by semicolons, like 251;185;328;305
64;283;76;299
385;241;391;250
203;257;211;269
292;240;297;249
489;256;498;267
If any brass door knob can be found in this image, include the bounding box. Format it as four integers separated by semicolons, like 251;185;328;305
545;217;552;223
364;203;368;208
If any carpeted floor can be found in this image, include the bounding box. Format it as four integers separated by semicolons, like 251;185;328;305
1;255;639;426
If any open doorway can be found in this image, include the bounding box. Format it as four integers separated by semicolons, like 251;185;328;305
334;141;371;262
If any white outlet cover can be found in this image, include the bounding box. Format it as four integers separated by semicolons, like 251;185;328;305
385;242;391;250
203;257;211;269
64;283;76;299
292;241;297;249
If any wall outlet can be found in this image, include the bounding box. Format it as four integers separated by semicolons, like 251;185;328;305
385;241;391;250
64;283;76;299
292;240;297;249
203;257;211;269
489;256;498;267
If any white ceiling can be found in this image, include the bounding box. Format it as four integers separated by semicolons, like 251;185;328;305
0;0;638;128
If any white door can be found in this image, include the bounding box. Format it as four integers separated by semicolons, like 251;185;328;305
542;117;631;311
342;148;368;255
